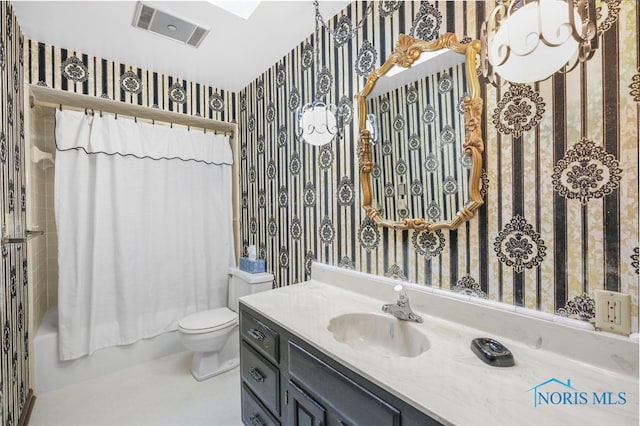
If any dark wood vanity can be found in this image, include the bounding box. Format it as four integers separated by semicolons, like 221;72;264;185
239;303;442;426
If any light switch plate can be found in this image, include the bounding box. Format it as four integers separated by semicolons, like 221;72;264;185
594;290;631;336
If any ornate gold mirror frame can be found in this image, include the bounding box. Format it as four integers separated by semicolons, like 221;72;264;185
356;33;484;231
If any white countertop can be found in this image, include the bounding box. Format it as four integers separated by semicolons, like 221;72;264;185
240;264;639;426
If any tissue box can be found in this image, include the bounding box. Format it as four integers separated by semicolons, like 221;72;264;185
239;257;266;274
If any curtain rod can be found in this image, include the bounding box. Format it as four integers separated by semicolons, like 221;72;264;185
31;99;235;137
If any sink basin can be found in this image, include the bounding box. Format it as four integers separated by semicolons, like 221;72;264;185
327;313;429;358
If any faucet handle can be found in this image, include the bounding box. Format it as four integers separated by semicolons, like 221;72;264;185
394;284;408;305
393;284;409;299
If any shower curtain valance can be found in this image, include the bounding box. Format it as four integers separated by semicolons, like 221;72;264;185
55;109;233;165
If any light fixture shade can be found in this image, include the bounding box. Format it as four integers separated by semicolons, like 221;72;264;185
297;102;338;146
483;0;597;85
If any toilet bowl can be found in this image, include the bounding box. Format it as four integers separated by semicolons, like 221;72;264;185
179;308;239;380
178;267;274;381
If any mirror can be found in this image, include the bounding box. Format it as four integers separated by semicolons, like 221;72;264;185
356;33;484;231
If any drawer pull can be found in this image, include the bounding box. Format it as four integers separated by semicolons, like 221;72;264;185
249;367;265;382
248;328;266;341
250;413;266;426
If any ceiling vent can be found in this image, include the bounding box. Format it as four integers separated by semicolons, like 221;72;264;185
132;2;210;48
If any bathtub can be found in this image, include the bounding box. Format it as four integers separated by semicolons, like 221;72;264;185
34;308;186;393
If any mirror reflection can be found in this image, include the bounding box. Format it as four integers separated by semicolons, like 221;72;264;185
356;33;484;231
367;50;470;222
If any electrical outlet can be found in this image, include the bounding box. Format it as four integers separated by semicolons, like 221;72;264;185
595;290;631;335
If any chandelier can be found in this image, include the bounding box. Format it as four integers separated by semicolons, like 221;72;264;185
295;1;373;146
481;0;598;85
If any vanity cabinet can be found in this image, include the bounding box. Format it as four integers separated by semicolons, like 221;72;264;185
239;304;442;426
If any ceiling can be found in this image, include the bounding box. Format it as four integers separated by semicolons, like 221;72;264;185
12;0;351;93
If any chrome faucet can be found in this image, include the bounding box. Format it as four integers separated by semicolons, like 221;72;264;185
382;284;423;323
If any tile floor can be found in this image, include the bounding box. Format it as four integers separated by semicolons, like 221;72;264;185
29;351;242;426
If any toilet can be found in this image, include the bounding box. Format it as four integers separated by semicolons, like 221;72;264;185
178;267;274;381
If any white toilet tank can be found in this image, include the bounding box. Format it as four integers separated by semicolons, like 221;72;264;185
228;267;274;312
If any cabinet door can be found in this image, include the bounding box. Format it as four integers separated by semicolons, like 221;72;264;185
288;342;400;426
287;381;326;426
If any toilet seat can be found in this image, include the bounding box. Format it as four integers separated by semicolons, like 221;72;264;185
179;308;238;334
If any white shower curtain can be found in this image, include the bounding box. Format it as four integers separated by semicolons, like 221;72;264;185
54;109;235;361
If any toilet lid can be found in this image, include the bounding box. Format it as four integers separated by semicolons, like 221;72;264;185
179;308;238;333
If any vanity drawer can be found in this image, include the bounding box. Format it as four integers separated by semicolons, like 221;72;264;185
242;383;280;426
241;310;280;364
241;341;280;416
288;342;400;426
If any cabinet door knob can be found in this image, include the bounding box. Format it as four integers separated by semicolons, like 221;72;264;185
249;413;266;426
248;328;265;341
249;367;265;382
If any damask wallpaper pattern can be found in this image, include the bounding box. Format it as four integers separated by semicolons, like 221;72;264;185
0;3;29;425
238;0;639;329
25;40;237;123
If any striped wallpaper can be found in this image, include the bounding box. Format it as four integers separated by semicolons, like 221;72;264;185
0;2;30;425
24;40;237;123
238;0;639;330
